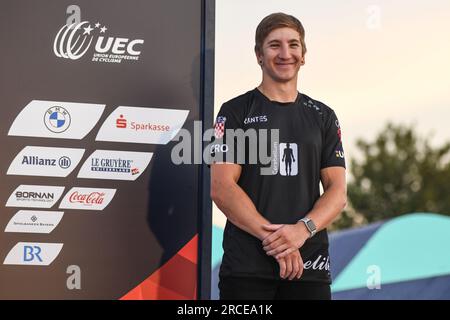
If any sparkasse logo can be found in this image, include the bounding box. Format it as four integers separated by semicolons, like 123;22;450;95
116;114;127;128
96;106;189;145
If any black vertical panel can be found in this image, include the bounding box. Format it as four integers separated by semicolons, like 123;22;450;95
199;0;215;300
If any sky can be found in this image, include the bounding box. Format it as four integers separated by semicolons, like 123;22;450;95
212;0;450;228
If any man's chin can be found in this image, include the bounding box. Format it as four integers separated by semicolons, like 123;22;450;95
267;70;298;83
272;75;297;83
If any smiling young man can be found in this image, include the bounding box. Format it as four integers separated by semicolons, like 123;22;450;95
210;13;347;300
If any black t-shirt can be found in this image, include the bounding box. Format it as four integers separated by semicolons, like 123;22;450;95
211;88;346;283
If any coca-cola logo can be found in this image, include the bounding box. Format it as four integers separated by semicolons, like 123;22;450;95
59;187;116;211
69;191;105;205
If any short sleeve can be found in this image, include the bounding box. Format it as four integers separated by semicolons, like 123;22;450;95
209;103;243;164
321;109;346;169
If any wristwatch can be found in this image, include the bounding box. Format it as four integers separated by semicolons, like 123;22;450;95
299;217;317;238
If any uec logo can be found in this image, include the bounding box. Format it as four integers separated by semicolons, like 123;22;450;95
53;21;144;60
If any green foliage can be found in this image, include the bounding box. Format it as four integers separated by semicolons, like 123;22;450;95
346;123;450;225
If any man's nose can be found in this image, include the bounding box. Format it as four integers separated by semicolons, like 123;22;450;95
278;44;291;59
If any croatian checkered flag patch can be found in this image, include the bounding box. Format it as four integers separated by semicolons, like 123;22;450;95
214;116;226;139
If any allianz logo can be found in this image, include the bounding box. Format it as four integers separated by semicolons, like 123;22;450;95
8;147;84;177
21;155;71;169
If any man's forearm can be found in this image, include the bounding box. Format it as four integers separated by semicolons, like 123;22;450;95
305;184;347;232
212;182;271;240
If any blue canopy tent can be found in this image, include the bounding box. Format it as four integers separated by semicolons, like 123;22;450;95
211;213;450;299
330;213;450;299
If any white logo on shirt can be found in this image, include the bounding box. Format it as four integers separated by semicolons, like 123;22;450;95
303;254;330;271
279;143;298;176
244;115;268;125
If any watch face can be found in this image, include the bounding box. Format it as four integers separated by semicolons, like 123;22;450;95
306;220;316;231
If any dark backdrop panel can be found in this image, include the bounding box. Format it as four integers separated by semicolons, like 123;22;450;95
0;0;204;299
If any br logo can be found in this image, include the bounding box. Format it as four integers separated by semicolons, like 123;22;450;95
23;245;43;262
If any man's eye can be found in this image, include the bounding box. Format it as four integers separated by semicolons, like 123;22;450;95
290;44;300;48
270;44;279;48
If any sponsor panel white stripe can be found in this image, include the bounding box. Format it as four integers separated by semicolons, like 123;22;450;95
8;100;105;139
5;210;64;234
7;146;85;178
96;106;189;144
77;149;152;181
3;242;63;266
6;185;65;208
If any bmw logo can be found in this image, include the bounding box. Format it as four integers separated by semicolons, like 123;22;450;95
44;106;71;133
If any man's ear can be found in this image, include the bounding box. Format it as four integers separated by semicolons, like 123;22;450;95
255;54;263;65
300;55;306;65
255;48;263;65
